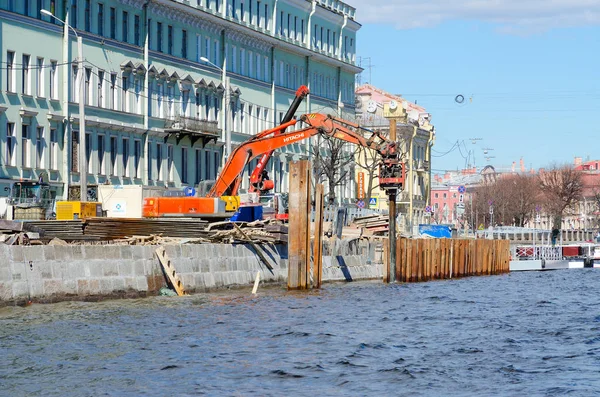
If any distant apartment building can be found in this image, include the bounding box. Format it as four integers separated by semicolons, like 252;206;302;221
0;0;360;200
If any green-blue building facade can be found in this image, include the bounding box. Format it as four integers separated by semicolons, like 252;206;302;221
0;0;359;201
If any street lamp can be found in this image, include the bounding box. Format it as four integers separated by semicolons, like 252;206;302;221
42;9;87;201
199;56;230;159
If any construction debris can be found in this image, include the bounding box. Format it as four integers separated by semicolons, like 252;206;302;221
0;217;288;246
351;214;390;235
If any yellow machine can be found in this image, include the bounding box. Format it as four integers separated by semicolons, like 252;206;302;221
56;201;103;220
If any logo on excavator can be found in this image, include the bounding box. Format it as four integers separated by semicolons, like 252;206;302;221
283;133;305;143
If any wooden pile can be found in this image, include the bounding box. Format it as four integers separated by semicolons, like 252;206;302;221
352;214;390;235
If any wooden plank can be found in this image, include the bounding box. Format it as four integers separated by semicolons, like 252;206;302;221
155;246;185;296
287;161;301;290
288;160;311;290
313;183;324;288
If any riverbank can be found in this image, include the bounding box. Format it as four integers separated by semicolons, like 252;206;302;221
0;238;384;306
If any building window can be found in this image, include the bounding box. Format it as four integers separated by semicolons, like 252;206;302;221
84;0;91;31
49;60;58;99
22;54;30;95
134;140;141;178
97;135;105;175
181;147;188;183
147;143;153;181
134;15;140;46
110;7;116;39
195;149;201;184
22;125;31;168
36;58;44;97
98;3;104;36
36;127;44;168
110;136;118;175
110;73;117;110
122;138;129;177
49;128;58;170
204;150;210;180
156;143;163;180
71;131;79;172
122;11;128;43
98;70;104;107
167;25;173;55
85;68;92;105
157;22;163;52
121;75;128;112
182;29;188;59
5;123;16;166
70;0;77;28
167;145;174;182
6;51;15;93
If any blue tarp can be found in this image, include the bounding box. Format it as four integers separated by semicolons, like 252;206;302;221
419;224;452;238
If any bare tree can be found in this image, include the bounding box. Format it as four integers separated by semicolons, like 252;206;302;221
355;146;380;200
538;165;583;228
311;135;355;205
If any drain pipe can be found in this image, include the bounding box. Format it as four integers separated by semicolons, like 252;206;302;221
142;0;151;186
306;1;316;49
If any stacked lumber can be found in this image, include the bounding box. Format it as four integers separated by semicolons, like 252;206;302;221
352;214;390;235
83;218;209;240
2;218;287;245
264;223;289;243
21;220;86;240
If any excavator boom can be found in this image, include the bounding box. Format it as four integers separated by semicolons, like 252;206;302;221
208;113;404;198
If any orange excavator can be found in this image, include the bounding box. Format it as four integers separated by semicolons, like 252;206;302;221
142;112;405;218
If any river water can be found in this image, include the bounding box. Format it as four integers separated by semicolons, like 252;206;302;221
2;269;600;396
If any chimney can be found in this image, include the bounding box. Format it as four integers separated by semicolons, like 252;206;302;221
574;157;582;166
520;157;525;173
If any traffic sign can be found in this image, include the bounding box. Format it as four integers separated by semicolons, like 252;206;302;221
369;197;378;207
357;200;365;208
425;205;432;213
459;194;464;203
458;185;466;194
489;206;494;215
183;186;196;196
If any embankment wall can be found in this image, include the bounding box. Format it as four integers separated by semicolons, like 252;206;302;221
0;239;383;306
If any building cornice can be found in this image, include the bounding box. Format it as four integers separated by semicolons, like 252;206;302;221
146;0;360;73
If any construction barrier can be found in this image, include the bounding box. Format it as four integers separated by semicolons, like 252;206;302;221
387;238;510;282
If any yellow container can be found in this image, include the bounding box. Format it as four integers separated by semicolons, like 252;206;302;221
220;195;240;212
56;201;102;220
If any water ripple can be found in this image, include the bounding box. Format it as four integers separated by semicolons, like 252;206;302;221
2;271;600;396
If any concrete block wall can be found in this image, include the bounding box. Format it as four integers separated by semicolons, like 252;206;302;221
0;238;383;305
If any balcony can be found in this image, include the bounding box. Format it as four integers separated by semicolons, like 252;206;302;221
164;116;221;145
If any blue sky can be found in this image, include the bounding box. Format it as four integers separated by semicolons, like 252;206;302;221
348;0;600;173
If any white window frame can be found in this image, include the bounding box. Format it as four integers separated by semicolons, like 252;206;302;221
36;126;44;169
36;57;45;97
97;134;105;175
122;137;129;177
5;122;16;166
50;60;58;99
22;124;31;168
6;51;16;93
49;128;58;170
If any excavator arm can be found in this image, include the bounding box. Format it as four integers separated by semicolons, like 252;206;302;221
248;85;310;194
207;113;405;198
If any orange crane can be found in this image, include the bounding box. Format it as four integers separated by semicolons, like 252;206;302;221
143;113;404;217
